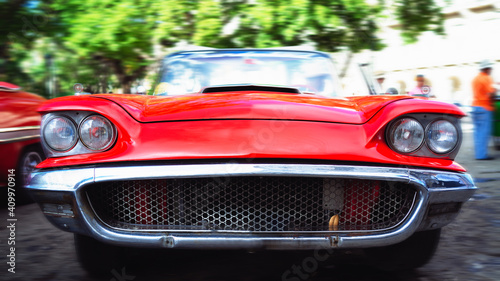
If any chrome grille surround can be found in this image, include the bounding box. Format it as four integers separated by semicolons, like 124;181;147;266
27;164;476;249
86;177;417;233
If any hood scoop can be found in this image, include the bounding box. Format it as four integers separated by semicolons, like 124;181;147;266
201;84;301;94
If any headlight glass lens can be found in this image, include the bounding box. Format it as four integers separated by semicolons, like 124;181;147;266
43;117;78;151
389;118;424;153
427;120;458;154
79;115;115;151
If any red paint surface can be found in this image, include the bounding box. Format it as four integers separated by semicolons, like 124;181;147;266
1;90;46;129
0;82;21;91
40;93;423;124
37;92;466;172
0;88;45;187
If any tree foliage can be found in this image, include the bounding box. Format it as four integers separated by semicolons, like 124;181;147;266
232;0;382;52
1;0;446;95
396;0;444;44
0;0;38;85
50;0;157;93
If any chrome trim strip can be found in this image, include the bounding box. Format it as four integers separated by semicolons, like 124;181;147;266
27;164;476;249
0;87;21;92
0;126;40;143
0;125;40;133
162;236;334;249
94;164;412;183
0;134;40;143
30;164;412;191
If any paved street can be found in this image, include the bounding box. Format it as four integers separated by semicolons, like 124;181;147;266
1;116;499;281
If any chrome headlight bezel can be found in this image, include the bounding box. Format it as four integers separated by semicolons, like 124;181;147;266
385;113;462;159
41;111;117;158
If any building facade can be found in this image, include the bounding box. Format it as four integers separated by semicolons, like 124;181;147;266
338;0;500;105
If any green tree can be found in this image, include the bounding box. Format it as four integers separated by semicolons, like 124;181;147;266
153;0;198;47
152;0;445;52
50;0;156;93
0;0;39;86
2;0;446;94
396;0;444;44
231;0;443;52
193;0;224;47
0;0;90;97
154;0;244;47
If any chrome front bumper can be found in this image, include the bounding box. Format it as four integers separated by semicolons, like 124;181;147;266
27;164;476;250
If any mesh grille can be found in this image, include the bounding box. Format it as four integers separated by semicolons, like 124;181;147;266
86;177;417;232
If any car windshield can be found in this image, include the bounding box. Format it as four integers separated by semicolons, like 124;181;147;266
154;50;342;97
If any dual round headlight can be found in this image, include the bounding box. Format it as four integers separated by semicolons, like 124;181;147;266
388;118;425;153
79;115;115;151
388;118;459;154
43;115;115;152
43;117;78;151
426;120;459;154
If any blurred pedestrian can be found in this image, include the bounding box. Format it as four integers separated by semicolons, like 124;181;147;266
471;59;496;160
409;74;430;97
374;71;385;90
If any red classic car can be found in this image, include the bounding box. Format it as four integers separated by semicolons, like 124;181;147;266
0;82;45;198
27;49;476;274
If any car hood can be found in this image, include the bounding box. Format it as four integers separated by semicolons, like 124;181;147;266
94;92;413;124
